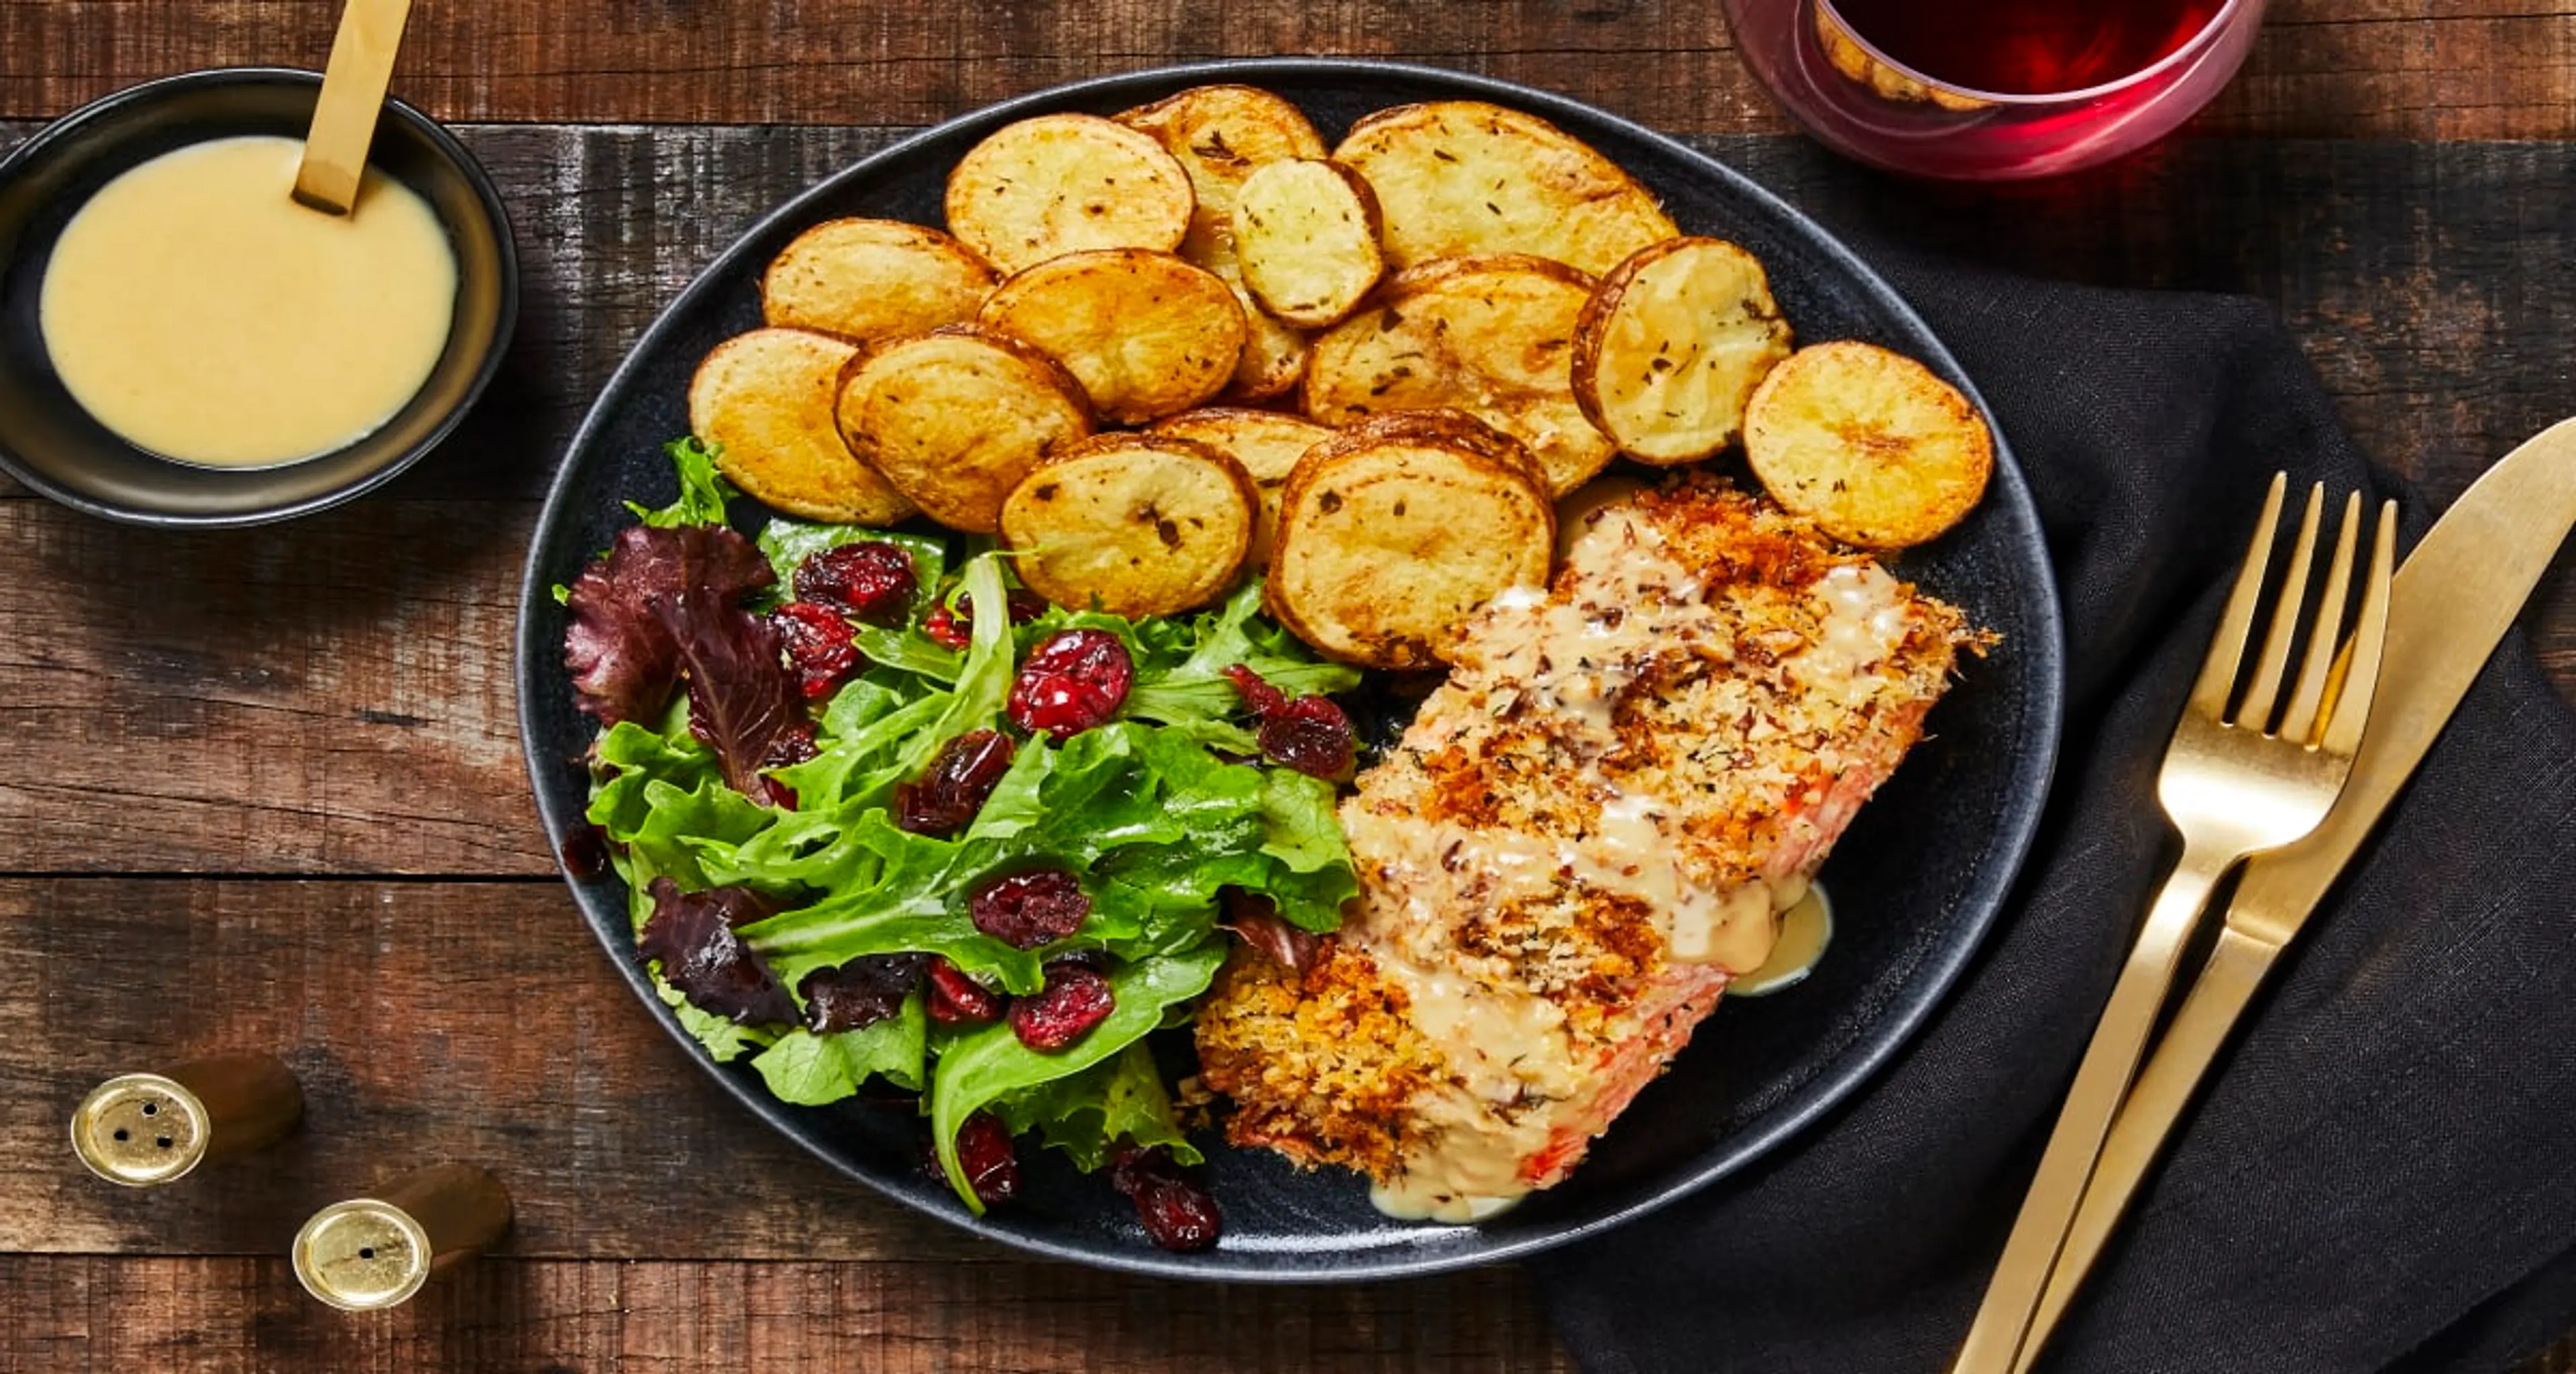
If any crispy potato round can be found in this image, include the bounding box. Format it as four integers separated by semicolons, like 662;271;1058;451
1743;340;1994;549
1148;408;1334;570
688;327;916;525
1222;284;1311;401
978;249;1246;425
759;219;997;343
1331;101;1678;276
833;325;1094;533
944;114;1195;276
1234;158;1386;328
1001;434;1259;617
1116;85;1328;237
1116;85;1326;403
1266;412;1555;668
1304;254;1616;496
1572;236;1794;464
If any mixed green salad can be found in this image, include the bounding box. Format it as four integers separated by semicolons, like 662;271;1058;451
563;439;1361;1236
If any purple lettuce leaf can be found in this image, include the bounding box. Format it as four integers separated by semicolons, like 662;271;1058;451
650;584;811;806
637;876;797;1026
564;524;774;727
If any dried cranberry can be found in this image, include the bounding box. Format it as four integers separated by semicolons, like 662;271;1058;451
922;586;1049;649
894;730;1016;837
794;541;916;625
1009;961;1116;1051
1009;629;1134;739
1222;664;1288;718
1258;696;1356;779
926;1111;1020;1207
924;957;1005;1024
765;720;818;768
557;822;611;881
969;869;1091;949
1224;664;1354;778
771;601;859;699
1112;1145;1222;1252
921;602;971;650
798;952;929;1033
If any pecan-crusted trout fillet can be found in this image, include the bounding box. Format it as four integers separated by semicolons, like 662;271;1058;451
1195;476;1980;1220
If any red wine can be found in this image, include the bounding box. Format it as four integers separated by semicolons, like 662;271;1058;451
1824;0;2229;96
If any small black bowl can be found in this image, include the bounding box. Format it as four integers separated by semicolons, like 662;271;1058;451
0;67;517;527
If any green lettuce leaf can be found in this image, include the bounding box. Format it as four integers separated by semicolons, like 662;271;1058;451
929;945;1224;1212
849;626;963;684
750;990;928;1104
627;437;738;529
987;1040;1200;1173
1119;581;1363;750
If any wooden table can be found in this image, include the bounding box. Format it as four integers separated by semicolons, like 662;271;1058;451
2;3;2571;1370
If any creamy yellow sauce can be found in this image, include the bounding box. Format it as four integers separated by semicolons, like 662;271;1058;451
1729;882;1835;997
40;135;457;468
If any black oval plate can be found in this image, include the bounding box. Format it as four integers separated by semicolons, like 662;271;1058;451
516;59;2065;1281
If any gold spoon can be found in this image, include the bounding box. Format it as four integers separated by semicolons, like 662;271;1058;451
291;0;416;215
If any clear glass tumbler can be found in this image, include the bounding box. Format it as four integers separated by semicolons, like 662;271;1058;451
1721;0;2267;180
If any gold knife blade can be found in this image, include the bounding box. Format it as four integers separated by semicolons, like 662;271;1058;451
2016;416;2576;1371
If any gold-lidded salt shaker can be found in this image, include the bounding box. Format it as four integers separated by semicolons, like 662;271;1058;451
70;1052;304;1187
292;1162;513;1310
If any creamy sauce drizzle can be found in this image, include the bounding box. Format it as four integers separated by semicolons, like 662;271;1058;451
40;136;458;468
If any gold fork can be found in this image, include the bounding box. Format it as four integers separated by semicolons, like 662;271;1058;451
1949;475;2398;1374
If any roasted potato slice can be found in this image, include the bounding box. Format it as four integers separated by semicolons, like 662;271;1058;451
1304;254;1616;495
833;325;1093;533
759;219;997;343
944;114;1195;276
1148;408;1334;569
1266;411;1555;668
1572;237;1794;464
1332;101;1678;276
688;327;916;525
978;249;1246;425
1116;85;1324;403
1000;433;1259;617
1743;339;1993;549
1223;288;1312;401
1234;158;1386;328
1116;85;1328;235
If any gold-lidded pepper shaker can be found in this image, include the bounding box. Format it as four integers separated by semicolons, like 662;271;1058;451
292;1162;513;1310
70;1052;304;1187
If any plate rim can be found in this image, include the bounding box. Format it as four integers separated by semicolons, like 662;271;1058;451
515;55;2067;1283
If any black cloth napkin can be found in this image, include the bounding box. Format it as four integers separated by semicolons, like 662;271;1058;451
1539;258;2576;1373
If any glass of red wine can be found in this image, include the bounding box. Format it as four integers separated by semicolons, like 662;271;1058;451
1723;0;2266;179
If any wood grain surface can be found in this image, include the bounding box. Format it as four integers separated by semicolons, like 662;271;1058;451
0;1255;1567;1372
3;7;2574;1370
1;1;2571;140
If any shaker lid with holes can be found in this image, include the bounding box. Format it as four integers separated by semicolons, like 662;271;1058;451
70;1073;209;1185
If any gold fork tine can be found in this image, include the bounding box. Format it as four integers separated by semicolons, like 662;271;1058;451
2322;502;2398;755
2235;482;2325;730
2277;492;2362;745
2190;472;2288;715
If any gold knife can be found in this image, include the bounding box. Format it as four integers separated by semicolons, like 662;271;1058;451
2012;416;2576;1372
